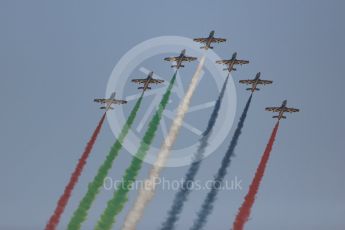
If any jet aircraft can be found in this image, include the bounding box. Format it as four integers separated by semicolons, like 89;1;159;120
193;30;226;50
239;72;272;92
131;71;164;92
265;100;299;120
216;52;249;73
94;92;127;110
164;49;197;69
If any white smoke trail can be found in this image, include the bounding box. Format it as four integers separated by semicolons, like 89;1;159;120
122;56;206;230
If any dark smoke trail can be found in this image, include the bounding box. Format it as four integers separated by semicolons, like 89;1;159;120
190;94;253;230
67;96;143;230
232;122;280;230
161;75;229;230
45;113;106;230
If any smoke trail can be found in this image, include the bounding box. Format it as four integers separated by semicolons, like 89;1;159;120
45;113;106;230
232;122;280;230
160;74;229;230
94;72;177;230
121;57;206;230
67;95;144;230
190;94;253;230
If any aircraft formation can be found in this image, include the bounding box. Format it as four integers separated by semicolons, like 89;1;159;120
45;30;300;230
95;30;299;120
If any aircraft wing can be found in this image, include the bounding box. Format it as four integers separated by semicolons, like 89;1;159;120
216;60;230;64
257;79;273;85
265;107;282;112
239;79;255;85
112;99;127;105
164;57;179;62
182;56;197;62
164;56;196;62
217;60;249;65
193;38;208;43
234;60;249;65
285;107;299;113
94;98;106;103
211;37;226;43
149;78;164;84
131;79;147;84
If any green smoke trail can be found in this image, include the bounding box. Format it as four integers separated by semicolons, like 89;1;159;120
94;72;177;230
67;95;143;230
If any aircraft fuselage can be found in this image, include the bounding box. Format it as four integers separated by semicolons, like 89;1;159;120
278;100;288;120
205;31;215;49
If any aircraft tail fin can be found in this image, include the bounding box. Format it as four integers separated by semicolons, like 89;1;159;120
200;46;211;50
171;64;184;68
273;115;286;119
246;88;260;91
138;87;151;90
100;106;113;110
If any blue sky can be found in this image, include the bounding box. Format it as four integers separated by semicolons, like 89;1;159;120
1;0;344;229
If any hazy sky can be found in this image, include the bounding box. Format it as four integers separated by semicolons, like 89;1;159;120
1;0;344;229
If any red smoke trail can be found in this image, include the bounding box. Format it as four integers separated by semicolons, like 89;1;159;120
45;113;106;230
232;122;280;230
